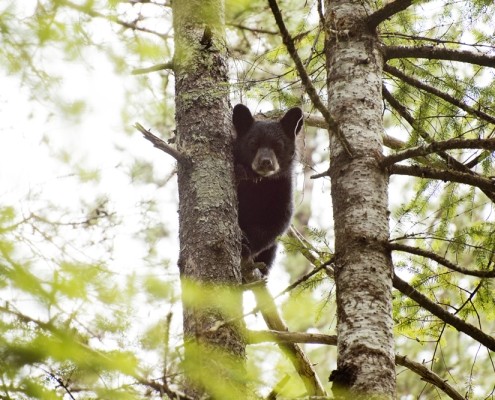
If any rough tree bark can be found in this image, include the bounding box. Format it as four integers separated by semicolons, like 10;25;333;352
172;0;245;397
325;0;396;398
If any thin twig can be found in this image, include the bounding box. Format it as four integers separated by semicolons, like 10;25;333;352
382;138;495;167
388;242;495;278
383;85;495;202
59;0;169;39
247;329;337;346
266;0;354;157
43;369;76;400
134;123;187;163
395;355;465;400
286;231;485;399
393;274;495;352
380;32;495;49
310;169;330;179
132;61;174;75
227;23;278;35
384;64;495;125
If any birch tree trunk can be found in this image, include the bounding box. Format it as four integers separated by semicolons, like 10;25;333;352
172;1;245;397
325;0;396;398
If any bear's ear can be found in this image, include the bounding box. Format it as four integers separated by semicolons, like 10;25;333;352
233;104;254;136
280;107;303;137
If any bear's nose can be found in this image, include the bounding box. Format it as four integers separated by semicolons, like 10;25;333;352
260;157;274;170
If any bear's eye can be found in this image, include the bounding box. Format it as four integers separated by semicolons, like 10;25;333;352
272;140;284;153
247;137;259;151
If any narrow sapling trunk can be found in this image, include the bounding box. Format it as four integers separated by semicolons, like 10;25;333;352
172;0;245;397
325;0;396;398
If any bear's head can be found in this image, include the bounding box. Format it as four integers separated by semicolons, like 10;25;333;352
233;104;303;178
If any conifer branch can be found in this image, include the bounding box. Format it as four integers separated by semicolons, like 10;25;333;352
383;84;459;164
247;329;464;400
388;242;495;278
271;236;466;400
0;305;191;399
367;0;413;30
384;65;495;125
132;62;174;75
394;355;465;400
380;32;495;49
134;123;188;164
382;138;495;167
267;0;354;157
389;164;495;193
393;274;495;352
383;86;495;203
385;46;495;68
382;85;467;168
250;328;464;399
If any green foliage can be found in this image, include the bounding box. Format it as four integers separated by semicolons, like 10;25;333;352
2;0;495;398
0;166;184;398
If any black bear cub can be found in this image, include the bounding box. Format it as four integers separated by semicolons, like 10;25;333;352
233;104;303;276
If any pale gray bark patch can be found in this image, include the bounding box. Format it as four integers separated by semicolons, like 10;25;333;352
325;0;396;398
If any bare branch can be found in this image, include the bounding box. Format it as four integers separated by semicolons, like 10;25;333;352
132;61;174;75
389;242;495;278
384;64;495;125
275;233;469;399
227;23;278;35
395;355;464;400
382;138;495;167
134;123;188;163
389;164;495;193
136;377;194;400
310;169;330;179
385;46;495;68
367;0;413;30
393;274;495;352
59;0;169;39
381;32;495;50
43;370;76;400
248;329;337;346
251;283;327;396
247;329;464;400
267;0;354;157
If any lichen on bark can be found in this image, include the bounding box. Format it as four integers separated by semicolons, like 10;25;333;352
325;0;396;398
172;0;246;397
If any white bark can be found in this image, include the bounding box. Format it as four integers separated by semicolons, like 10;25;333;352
325;0;396;398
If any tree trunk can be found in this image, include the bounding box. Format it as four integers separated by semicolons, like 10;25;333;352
325;0;396;398
172;1;246;397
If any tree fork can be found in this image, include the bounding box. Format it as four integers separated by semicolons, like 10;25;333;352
172;0;245;397
325;0;396;398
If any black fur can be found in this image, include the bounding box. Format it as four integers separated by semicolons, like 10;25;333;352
233;104;303;275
